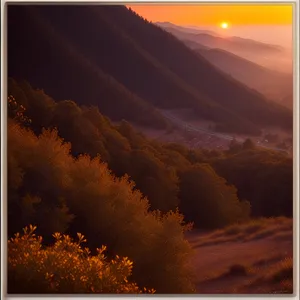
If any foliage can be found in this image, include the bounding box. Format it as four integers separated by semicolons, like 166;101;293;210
8;95;32;126
8;121;75;237
8;121;195;293
8;225;155;294
211;149;293;217
242;138;256;150
8;79;55;133
9;78;293;223
127;149;179;211
9;79;293;222
228;139;242;154
179;163;250;229
8;80;180;212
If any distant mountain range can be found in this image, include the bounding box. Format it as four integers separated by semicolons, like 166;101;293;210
156;22;284;53
156;22;292;74
156;22;293;108
8;6;292;135
155;22;218;36
197;48;293;108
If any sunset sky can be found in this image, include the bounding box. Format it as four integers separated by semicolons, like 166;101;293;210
127;4;293;25
127;4;293;48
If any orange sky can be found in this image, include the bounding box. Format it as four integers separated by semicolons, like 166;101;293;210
127;4;293;25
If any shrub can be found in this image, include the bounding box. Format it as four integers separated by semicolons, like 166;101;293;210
8;225;155;294
8;122;195;293
179;163;250;229
8;81;179;213
63;154;194;292
212;149;293;217
8;121;74;237
8;95;32;126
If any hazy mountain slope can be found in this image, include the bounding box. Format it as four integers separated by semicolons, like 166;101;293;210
8;5;292;135
157;21;293;107
157;22;291;73
197;48;293;105
183;39;210;50
157;22;283;53
194;33;283;54
280;94;293;109
161;25;292;103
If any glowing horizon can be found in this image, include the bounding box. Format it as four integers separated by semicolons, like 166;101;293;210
127;5;293;26
220;22;229;29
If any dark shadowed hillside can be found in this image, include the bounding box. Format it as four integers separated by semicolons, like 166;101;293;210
8;5;292;135
7;6;168;130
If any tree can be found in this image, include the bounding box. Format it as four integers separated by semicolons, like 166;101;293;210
243;138;255;150
8;95;32;126
179;163;250;229
128;149;179;212
8;122;195;293
212;148;293;217
8;122;75;237
228;138;242;154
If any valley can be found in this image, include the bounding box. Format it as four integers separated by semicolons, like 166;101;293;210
134;109;293;155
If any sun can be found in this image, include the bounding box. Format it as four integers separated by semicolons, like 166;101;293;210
220;22;229;29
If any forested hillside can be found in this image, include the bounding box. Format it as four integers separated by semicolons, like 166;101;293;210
7;79;293;293
8;5;292;135
8;79;293;227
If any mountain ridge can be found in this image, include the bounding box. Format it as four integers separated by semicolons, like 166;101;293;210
8;5;292;135
156;21;284;52
156;21;293;107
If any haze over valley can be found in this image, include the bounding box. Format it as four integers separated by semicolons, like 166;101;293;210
156;22;293;108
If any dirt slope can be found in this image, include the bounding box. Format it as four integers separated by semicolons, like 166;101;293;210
186;219;293;294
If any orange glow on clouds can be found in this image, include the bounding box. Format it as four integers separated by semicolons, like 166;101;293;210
127;4;293;26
